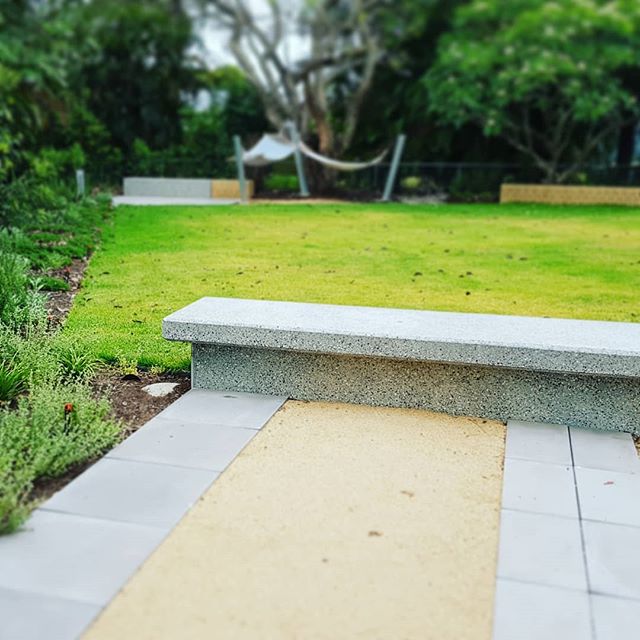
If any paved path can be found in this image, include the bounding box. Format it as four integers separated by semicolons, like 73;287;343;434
112;196;238;206
0;391;638;639
84;400;505;640
494;420;640;640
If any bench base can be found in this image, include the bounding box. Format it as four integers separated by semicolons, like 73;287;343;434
192;344;639;433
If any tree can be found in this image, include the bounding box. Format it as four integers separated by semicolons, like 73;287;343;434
201;0;432;161
424;0;640;182
0;0;76;179
74;0;201;154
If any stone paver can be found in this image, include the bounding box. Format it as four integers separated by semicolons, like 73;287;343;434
570;427;639;474
496;510;587;590
159;388;286;429
108;418;257;471
493;579;591;640
591;594;640;640
501;458;577;518
504;420;571;465
43;458;218;528
583;520;640;601
495;420;640;640
576;467;640;527
0;587;100;640
0;510;166;605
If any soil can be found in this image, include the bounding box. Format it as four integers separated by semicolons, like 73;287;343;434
44;257;89;327
92;369;191;437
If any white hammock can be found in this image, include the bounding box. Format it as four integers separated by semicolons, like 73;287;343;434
241;133;387;171
298;141;388;171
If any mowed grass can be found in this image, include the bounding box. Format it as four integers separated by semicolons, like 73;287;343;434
64;202;640;370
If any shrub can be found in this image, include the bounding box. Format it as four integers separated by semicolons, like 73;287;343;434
0;382;120;533
401;175;423;191
264;173;299;192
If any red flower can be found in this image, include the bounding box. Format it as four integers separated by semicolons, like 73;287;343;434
64;403;74;414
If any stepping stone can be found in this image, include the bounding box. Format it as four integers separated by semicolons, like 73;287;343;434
142;382;179;397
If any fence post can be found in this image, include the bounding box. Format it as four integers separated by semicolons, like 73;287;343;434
381;134;406;202
233;135;249;204
284;121;310;198
76;169;85;199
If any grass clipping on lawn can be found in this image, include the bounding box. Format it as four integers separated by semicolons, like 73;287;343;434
64;202;640;371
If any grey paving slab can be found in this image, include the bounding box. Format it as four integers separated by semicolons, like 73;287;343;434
591;594;640;640
505;420;572;465
43;458;218;529
158;388;286;429
576;467;640;528
492;579;592;640
583;520;640;600
107;417;257;471
0;587;100;640
502;458;578;518
163;297;640;377
0;510;165;605
497;510;587;590
570;427;639;475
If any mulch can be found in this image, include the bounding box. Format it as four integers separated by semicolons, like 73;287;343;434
45;257;89;327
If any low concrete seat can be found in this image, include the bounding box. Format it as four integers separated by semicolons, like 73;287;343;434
163;298;640;433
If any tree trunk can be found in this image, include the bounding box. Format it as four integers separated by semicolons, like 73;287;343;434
616;121;636;184
616;121;636;166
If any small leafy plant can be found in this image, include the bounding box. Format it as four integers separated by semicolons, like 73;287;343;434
56;343;101;382
0;359;29;403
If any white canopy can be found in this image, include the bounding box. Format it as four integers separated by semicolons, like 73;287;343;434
242;134;295;166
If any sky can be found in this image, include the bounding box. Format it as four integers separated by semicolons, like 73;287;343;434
193;0;308;69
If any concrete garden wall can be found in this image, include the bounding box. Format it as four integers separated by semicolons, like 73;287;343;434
500;184;640;206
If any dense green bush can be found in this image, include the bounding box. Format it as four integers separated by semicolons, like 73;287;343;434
264;173;299;192
401;175;423;191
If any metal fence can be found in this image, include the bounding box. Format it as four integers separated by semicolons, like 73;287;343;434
85;158;640;199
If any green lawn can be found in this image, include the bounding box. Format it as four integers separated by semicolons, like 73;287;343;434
64;202;640;371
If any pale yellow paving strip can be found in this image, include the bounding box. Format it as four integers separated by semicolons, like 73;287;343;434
85;401;505;640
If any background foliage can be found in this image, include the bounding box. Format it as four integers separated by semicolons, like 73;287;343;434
2;0;640;193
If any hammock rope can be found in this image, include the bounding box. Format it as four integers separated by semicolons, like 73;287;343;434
241;133;387;171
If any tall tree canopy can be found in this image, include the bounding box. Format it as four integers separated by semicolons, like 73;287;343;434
0;0;77;178
425;0;640;182
75;0;201;153
202;0;434;160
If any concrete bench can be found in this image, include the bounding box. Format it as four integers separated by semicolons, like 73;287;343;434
163;298;640;433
